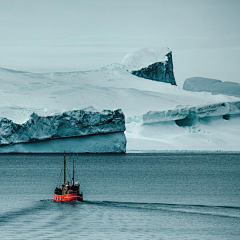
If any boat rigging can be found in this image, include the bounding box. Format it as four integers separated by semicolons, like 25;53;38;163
54;151;83;202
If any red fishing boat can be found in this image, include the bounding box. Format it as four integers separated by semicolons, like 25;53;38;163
54;152;83;202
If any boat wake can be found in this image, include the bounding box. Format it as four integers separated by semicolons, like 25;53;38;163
0;199;240;227
84;200;240;219
0;201;48;225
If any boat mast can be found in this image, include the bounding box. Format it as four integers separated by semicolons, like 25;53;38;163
72;157;75;186
64;150;66;184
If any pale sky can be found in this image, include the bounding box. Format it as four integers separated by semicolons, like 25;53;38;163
0;0;240;87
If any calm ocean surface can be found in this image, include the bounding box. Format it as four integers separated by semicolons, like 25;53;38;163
0;153;240;239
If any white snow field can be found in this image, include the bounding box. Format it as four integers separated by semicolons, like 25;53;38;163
120;47;170;71
0;48;239;152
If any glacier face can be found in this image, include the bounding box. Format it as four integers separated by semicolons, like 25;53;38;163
142;101;240;123
121;48;176;85
131;52;176;85
183;77;240;98
0;132;126;153
0;108;126;153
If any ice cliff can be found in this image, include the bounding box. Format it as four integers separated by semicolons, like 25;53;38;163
121;48;176;85
142;101;240;124
126;100;240;151
0;108;126;153
183;77;240;98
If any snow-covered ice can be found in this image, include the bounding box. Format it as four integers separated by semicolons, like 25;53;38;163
183;77;240;98
120;47;171;71
142;101;240;123
0;47;239;152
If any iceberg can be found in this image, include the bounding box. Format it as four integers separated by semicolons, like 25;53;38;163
0;132;126;153
0;47;240;152
141;101;240;124
121;47;171;71
121;48;176;85
0;109;126;153
183;77;240;98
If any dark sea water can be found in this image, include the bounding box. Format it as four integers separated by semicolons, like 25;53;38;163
0;153;240;239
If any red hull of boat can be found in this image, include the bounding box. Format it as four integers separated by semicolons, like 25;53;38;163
54;193;83;202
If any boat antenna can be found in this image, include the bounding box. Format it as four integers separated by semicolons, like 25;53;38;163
72;157;75;186
64;150;66;184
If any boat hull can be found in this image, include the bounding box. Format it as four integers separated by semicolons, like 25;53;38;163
54;193;83;202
